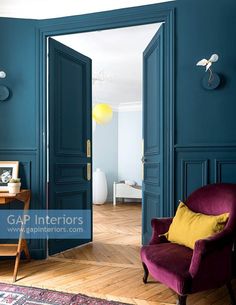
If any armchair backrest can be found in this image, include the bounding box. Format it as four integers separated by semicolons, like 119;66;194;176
185;183;236;232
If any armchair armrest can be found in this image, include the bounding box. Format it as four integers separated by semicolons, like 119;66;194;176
189;229;234;278
149;217;173;245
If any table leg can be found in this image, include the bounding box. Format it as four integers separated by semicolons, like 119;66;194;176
13;192;31;282
13;251;21;282
22;239;30;261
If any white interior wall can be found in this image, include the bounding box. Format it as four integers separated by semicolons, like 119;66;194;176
93;113;118;201
93;108;142;201
118;110;142;185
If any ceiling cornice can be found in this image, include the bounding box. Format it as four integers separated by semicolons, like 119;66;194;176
113;102;142;112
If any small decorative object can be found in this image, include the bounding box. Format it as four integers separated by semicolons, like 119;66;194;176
0;70;10;101
92;104;113;124
0;161;19;191
196;54;221;90
8;178;21;194
93;168;107;205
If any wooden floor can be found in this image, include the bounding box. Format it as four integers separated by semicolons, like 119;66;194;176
0;202;235;305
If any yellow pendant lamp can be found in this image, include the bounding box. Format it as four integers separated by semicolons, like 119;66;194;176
92;103;113;125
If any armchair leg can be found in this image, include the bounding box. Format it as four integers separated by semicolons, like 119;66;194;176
142;263;149;284
227;282;236;305
177;295;187;305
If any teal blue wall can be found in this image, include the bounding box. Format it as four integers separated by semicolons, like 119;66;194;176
0;18;37;148
175;0;236;203
0;18;45;258
0;0;236;257
177;0;236;144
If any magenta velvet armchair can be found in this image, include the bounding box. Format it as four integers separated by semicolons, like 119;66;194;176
141;183;236;305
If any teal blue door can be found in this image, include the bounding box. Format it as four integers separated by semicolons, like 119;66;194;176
142;25;164;244
48;38;92;255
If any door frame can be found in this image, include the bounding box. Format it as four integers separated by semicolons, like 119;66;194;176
37;3;175;254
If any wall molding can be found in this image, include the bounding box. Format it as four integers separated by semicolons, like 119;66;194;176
0;148;37;154
180;159;208;200
175;143;236;151
113;101;142;112
20;161;32;189
214;159;236;183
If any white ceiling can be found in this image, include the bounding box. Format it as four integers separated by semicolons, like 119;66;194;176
54;23;161;107
0;0;174;19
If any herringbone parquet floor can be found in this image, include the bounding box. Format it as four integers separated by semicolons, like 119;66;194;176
0;202;235;305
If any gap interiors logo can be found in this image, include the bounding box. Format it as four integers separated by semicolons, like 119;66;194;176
0;210;91;239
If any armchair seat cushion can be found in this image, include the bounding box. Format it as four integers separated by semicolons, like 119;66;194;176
141;243;193;295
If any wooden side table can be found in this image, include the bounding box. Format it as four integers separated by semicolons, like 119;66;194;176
0;189;31;282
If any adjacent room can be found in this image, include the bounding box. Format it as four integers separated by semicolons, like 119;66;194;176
52;24;160;260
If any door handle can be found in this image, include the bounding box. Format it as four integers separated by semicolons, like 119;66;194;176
87;139;91;158
87;163;91;181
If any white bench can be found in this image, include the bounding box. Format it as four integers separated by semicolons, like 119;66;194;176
113;182;142;206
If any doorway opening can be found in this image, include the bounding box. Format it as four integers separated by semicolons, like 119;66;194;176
47;21;163;258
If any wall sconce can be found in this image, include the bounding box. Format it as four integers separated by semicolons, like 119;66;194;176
0;71;10;101
196;54;221;90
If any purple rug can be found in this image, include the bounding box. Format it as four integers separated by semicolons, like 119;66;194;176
0;283;128;305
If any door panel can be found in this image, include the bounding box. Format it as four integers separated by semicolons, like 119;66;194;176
142;25;164;244
48;38;92;255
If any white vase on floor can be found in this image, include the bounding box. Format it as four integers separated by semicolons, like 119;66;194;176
93;168;107;205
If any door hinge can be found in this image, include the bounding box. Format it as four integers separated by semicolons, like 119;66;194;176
87;163;91;181
87;139;91;158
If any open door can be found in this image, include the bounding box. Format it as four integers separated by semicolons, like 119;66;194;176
142;25;164;244
48;38;92;255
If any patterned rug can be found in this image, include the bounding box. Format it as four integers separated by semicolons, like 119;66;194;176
0;283;128;305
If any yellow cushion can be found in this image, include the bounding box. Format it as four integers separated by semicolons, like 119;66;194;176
164;201;229;249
